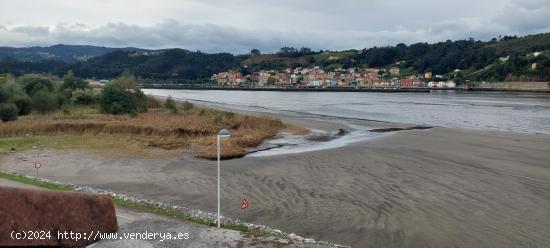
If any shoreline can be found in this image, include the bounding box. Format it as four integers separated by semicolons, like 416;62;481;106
1;99;549;247
139;85;550;93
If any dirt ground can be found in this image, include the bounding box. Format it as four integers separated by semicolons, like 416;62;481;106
1;125;549;247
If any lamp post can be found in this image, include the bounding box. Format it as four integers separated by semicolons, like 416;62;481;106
217;129;231;228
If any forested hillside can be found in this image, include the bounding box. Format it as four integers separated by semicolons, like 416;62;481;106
0;33;548;82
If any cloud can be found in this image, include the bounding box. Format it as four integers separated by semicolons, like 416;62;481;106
11;26;50;36
0;0;548;53
493;0;550;34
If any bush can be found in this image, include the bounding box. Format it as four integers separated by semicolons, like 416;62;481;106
99;83;135;115
132;89;148;113
182;101;194;111
146;96;162;108
61;70;88;91
13;96;32;115
71;89;98;105
164;96;177;114
31;90;59;114
0;103;18;122
17;75;54;96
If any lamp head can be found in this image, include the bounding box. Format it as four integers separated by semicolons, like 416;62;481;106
218;129;231;138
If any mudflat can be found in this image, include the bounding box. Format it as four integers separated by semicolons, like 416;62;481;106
1;127;549;247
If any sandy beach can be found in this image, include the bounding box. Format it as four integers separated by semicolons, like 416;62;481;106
1;114;549;247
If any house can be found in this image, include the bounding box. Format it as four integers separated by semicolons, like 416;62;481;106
227;71;244;86
258;71;270;85
275;72;291;85
86;79;102;88
399;78;415;88
390;67;400;76
445;81;456;88
424;71;433;79
337;79;349;87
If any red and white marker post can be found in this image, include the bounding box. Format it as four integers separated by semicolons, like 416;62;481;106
241;196;249;209
34;161;42;177
240;193;249;220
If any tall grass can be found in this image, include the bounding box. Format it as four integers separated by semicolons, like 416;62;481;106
0;104;290;159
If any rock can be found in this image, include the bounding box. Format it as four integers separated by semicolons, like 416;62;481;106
0;186;118;247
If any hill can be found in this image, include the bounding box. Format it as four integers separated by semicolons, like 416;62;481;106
0;44;148;62
0;33;548;82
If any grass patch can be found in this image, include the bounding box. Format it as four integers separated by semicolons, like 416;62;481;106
0;171;73;191
0;104;304;159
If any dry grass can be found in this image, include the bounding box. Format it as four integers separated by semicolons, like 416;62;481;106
0;103;299;159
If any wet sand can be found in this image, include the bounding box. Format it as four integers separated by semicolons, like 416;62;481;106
1;125;549;247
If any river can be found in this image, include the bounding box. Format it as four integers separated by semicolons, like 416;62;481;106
143;89;550;134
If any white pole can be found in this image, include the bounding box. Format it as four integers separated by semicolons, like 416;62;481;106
217;134;221;228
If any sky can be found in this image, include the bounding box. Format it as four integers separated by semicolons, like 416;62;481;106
0;0;549;53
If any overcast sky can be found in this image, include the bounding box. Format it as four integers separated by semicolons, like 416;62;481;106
0;0;549;53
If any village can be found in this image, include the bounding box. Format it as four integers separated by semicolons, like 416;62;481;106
211;66;457;89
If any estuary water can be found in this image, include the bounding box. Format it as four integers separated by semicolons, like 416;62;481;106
143;89;550;134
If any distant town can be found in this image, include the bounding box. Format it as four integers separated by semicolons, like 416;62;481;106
211;66;456;89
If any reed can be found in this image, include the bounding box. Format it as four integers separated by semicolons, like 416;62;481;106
0;105;295;159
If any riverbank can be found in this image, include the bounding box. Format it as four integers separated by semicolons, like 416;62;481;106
1;120;549;247
139;84;550;93
0;104;304;159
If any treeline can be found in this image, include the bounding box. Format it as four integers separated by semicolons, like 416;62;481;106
348;34;550;79
0;33;548;82
0;49;245;82
0;71;164;122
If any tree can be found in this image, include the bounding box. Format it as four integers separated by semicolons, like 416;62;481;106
164;96;177;114
31;90;59;114
267;77;277;85
112;71;138;90
61;70;88;91
13;95;32;115
99;83;136;115
99;73;148;115
17;75;54;96
0;103;18;122
250;49;261;56
71;89;98;105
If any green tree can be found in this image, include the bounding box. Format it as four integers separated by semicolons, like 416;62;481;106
112;71;138;90
99;83;136;115
99;73;148;115
0;103;18;122
250;49;261;56
61;70;88;91
31;90;59;114
267;77;277;85
71;89;99;105
164;96;177;114
17;75;54;96
13;95;32;115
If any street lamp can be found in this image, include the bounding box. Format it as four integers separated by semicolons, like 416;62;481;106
217;129;231;228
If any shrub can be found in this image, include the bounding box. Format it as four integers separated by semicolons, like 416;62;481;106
61;70;88;91
132;89;148;113
71;89;98;105
31;90;59;114
17;75;54;96
164;96;177;114
146;96;162;108
99;84;148;115
0;103;18;122
99;83;136;115
182;101;194;111
13;96;32;115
